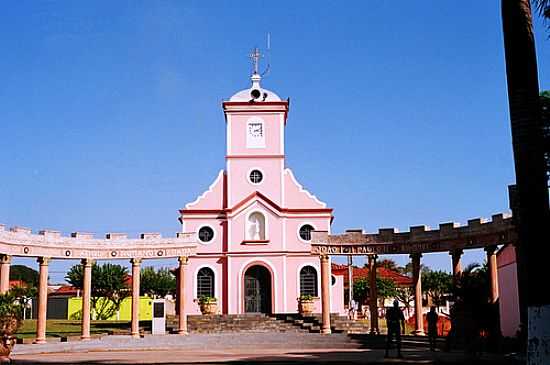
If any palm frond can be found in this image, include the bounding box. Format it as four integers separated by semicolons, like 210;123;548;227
533;0;550;30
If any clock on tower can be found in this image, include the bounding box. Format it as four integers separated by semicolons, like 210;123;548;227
246;118;265;148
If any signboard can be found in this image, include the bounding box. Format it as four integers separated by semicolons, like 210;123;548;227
151;299;166;335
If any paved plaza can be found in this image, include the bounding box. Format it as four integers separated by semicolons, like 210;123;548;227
9;333;521;364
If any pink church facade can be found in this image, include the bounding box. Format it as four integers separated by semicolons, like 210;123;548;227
179;72;345;315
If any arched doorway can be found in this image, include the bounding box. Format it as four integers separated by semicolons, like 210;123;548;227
244;265;272;313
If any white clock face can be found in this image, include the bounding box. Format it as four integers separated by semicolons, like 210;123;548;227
248;122;263;138
246;119;265;148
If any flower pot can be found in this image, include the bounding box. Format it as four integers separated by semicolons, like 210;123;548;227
200;301;218;315
298;299;315;316
0;335;16;362
0;315;20;361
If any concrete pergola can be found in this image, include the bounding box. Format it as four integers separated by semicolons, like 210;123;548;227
311;213;518;335
0;224;197;343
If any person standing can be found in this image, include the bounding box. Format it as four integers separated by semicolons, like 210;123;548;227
348;299;356;320
385;300;405;358
426;306;439;351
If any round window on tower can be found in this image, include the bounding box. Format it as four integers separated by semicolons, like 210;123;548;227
249;169;263;184
299;224;315;242
198;226;215;243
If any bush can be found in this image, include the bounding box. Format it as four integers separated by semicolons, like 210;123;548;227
0;292;23;336
198;296;217;305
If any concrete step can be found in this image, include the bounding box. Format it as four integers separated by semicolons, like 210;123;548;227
168;314;310;334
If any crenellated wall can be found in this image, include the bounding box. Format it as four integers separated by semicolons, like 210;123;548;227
311;213;516;255
0;224;197;259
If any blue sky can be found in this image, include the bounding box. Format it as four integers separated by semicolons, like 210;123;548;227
1;1;549;283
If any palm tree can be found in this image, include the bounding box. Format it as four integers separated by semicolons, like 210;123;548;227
501;0;550;334
534;1;550;28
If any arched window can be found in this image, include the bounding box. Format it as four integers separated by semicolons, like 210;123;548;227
300;266;318;297
197;267;215;298
247;211;266;240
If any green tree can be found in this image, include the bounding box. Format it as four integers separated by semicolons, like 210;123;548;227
422;270;453;309
378;259;399;271
399;262;430;277
66;263;130;320
9;285;36;318
353;276;398;305
352;278;369;303
0;291;23;335
9;265;38;287
450;262;500;351
140;267;176;299
395;286;415;316
376;276;398;303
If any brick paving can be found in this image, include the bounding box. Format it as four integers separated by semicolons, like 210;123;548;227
10;332;520;364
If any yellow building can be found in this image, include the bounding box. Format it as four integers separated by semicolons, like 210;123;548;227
67;296;152;321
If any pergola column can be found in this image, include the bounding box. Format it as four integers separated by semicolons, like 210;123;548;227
410;253;425;335
368;254;379;334
177;256;189;335
319;254;331;334
35;257;49;344
485;245;499;304
450;249;463;288
130;258;141;338
0;254;12;294
80;258;93;340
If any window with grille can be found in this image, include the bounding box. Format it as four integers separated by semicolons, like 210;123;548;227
197;267;215;298
198;226;214;243
299;224;314;241
300;266;318;297
249;170;263;184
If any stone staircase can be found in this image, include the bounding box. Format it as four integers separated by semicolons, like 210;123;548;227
167;314;308;333
274;313;371;334
167;313;371;334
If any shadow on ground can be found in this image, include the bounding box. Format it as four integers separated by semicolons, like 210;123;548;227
10;348;523;365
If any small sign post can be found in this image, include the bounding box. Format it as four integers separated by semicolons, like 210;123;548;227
152;299;166;335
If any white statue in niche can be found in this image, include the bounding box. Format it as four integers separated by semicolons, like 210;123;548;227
247;212;265;240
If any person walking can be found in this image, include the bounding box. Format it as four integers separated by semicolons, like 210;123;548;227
385;300;405;358
426;306;439;351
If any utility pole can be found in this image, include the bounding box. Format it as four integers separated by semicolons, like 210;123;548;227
348;255;353;310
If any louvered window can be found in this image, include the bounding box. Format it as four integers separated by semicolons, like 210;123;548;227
299;266;318;297
197;267;215;298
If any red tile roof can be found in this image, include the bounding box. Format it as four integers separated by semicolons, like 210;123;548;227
52;275;132;297
9;280;27;288
331;263;413;286
53;285;80;296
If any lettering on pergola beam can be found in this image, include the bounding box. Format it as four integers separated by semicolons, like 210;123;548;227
310;213;517;255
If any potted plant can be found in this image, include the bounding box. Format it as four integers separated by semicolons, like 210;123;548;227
297;295;315;316
0;292;23;361
198;296;218;315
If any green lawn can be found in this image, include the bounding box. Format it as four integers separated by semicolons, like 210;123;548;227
15;320;137;339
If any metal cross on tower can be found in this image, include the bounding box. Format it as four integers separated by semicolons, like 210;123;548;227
249;47;261;75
